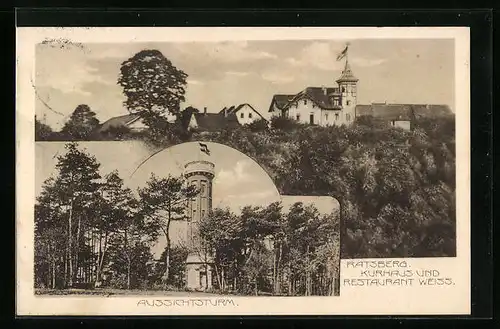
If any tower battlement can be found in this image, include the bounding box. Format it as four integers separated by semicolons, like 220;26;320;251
184;160;215;179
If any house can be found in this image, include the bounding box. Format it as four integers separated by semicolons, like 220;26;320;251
187;107;241;132
269;56;453;131
269;59;358;127
355;103;453;131
97;110;177;133
219;103;267;125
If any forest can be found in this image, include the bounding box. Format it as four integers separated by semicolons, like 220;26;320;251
34;143;340;295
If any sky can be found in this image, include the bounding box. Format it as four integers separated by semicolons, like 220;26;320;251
35;141;339;257
34;39;455;130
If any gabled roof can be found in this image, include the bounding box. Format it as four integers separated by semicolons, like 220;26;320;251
270;87;343;112
192;112;241;132
355;103;453;121
269;94;295;112
98;112;142;132
219;103;267;121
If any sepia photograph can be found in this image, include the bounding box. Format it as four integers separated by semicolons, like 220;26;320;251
35;141;340;296
17;27;470;315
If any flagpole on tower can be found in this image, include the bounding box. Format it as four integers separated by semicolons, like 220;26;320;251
345;42;350;64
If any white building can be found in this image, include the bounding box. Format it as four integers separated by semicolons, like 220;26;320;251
219;103;267;126
268;58;453;131
269;60;358;127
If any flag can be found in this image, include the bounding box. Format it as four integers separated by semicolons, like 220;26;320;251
336;45;348;61
199;142;210;156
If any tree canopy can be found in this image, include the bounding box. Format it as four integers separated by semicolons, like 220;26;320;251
118;49;188;116
60;104;100;140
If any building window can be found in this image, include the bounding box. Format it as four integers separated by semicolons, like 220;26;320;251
193;210;196;217
201;184;205;195
240;113;244;118
249;113;252;119
201;210;205;218
347;100;351;106
296;114;301;121
341;87;346;92
335;113;339;120
346;114;351;121
303;100;307;105
325;114;329;120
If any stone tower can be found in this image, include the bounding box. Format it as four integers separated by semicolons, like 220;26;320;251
336;59;359;125
183;160;215;290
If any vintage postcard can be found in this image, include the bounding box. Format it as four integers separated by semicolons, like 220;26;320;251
16;27;470;315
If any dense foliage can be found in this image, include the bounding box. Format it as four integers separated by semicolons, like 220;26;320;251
131;115;454;259
34;144;193;290
117;49;188;117
35;143;339;295
36;105;100;141
200;203;340;296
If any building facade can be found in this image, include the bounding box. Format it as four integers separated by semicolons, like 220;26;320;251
220;103;267;125
183;160;215;290
269;60;358;127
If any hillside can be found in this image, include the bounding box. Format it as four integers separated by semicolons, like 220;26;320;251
36;115;456;259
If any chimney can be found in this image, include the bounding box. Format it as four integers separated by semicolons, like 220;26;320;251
204;107;207;115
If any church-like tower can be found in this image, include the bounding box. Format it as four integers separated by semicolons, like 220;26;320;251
336;59;359;125
184;160;215;290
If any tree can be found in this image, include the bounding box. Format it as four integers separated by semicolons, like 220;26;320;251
199;208;244;292
118;49;188;116
35;116;54;141
179;106;199;129
246;118;269;132
138;174;197;287
60;105;100;140
154;246;189;288
34;143;102;288
94;171;147;288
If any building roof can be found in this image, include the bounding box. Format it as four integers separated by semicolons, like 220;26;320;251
269;87;343;112
299;87;342;110
355;103;453;121
98;112;142;132
410;104;454;118
336;60;359;83
219;103;267;121
269;94;295;112
192;112;241;132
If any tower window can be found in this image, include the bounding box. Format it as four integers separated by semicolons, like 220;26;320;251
335;113;339;120
296;114;301;121
240;113;244;118
303;100;307;105
201;210;205;218
341;87;346;93
347;100;351;106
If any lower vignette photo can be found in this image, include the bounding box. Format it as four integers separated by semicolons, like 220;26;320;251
34;140;341;297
